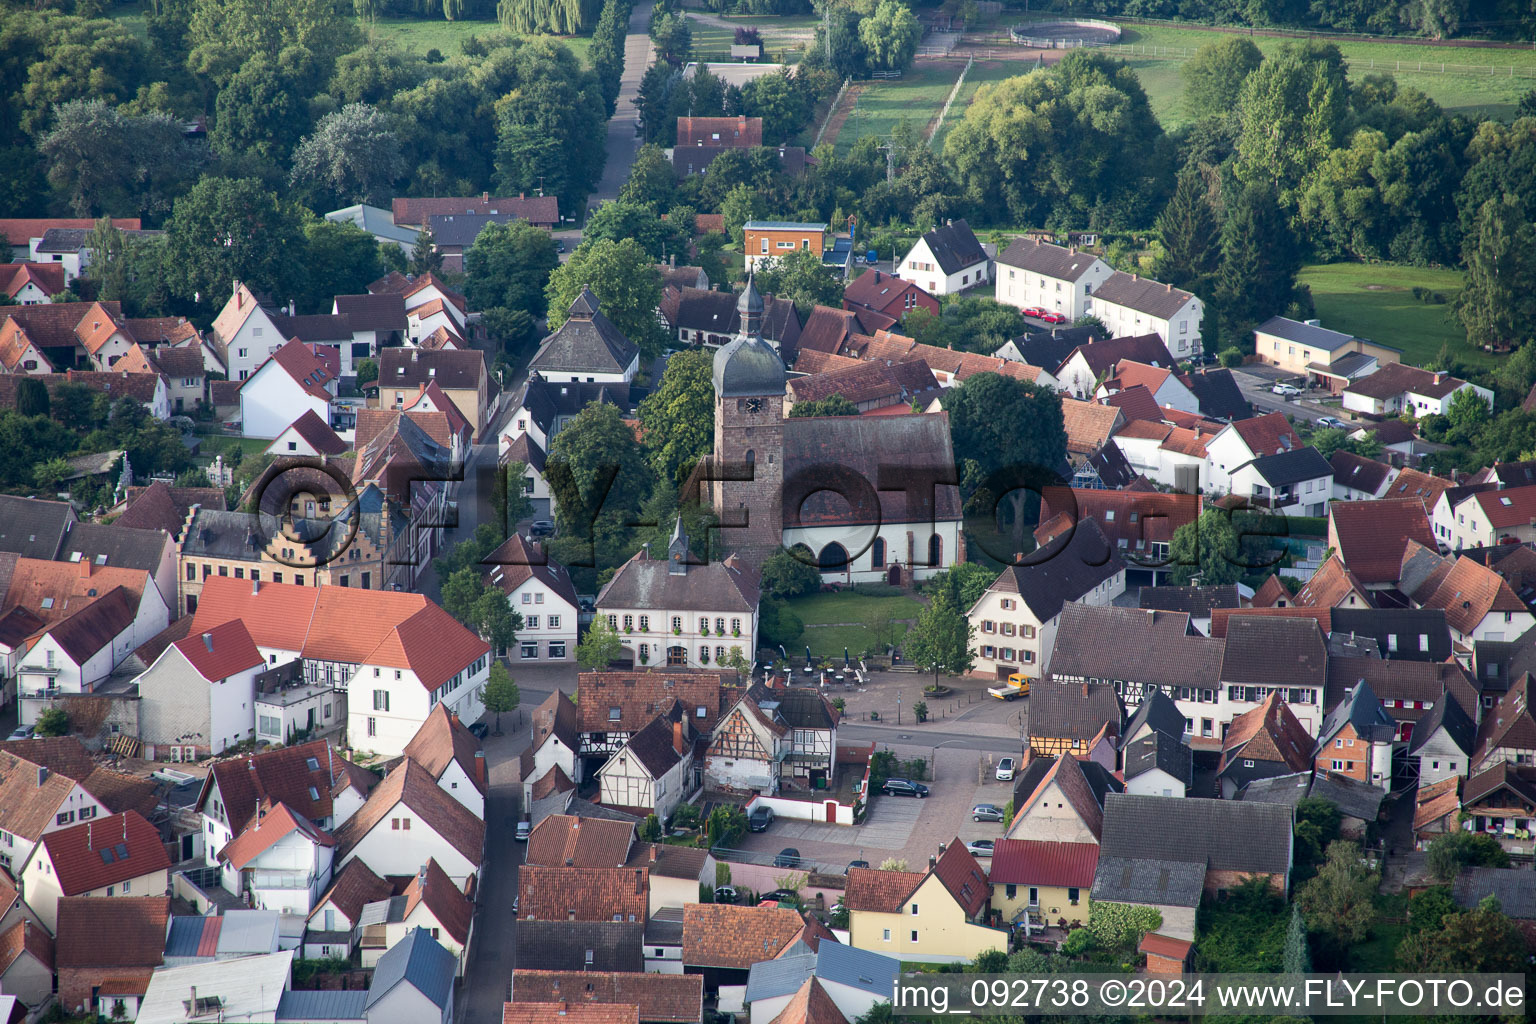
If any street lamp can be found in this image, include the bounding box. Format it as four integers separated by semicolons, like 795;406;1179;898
897;692;902;726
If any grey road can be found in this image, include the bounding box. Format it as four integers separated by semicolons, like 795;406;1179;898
589;3;656;214
416;441;498;606
1231;367;1355;427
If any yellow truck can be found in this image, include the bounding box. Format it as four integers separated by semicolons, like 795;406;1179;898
987;673;1030;700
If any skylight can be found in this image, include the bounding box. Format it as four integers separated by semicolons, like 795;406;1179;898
114;842;129;860
99;848;115;863
306;757;320;771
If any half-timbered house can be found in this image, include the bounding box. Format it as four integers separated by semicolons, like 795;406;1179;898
705;699;789;794
575;669;730;779
763;687;839;788
598;714;702;820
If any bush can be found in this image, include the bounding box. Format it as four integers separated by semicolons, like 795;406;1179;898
640;814;662;841
1061;928;1094;956
34;707;68;737
1218;346;1244;368
670;804;701;830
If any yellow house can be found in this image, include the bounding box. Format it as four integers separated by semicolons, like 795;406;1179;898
988;838;1098;930
845;841;1005;964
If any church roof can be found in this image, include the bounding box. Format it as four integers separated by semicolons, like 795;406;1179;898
713;334;785;398
782;413;962;528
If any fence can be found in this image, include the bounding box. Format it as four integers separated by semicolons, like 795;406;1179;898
927;51;974;146
1103;41;1536;79
811;76;852;150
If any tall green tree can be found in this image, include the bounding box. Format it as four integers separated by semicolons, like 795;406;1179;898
904;590;974;687
1454;196;1536;352
188;0;360;85
546;238;669;359
651;13;692;67
637;349;715;487
492;39;607;215
409;229;443;277
578;615;626;670
1233;42;1350;204
498;0;601;34
590;0;629;117
1215;182;1302;334
289;102;406;207
619;144;678;211
1153;163;1220;293
859;0;920;74
297;220;386;314
1182;37;1263;121
759;545;821;600
1296;840;1380;950
39;100;202;218
754;247;844;317
480;662;520;735
1396;895;1525;973
583;201;689;262
546;403;654;585
464;220;560;317
166;176;305;307
1282;906;1311;975
1168;508;1243;587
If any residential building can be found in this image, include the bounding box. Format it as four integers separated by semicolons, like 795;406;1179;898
1036;487;1199;584
1226;446;1333;516
1324;656;1477;745
574;669;727;774
0;748;112;876
841;269;937;322
520;692;581;810
1220;615;1329;735
304;859;393;960
1459;761;1536;845
0;262;66;305
678;115;762;147
746;684;839;789
1239;770;1386;837
626;842;712;915
484;534;580;663
1136;585;1241;638
1314;680;1395;789
1095;359;1199;414
217;800;335;920
1343;362;1492;419
661;285;800;352
134;618;265;757
1202;412;1304;495
326;204;420;254
20;810;170;933
967;518;1127;679
744;942;897;1024
1328;498;1436;590
209;282;289;382
1331;450;1398;501
1216;693;1315;798
844;842;1002;964
55;895;169;1018
1086;274;1203;359
1053;334;1178;401
266;409;349;458
402;703;487;817
1026;681;1121;766
393;194;559;231
523;814;633;870
509;970;703;1024
899;219;989;295
517;865;648;924
1445;484;1536;549
1293;555;1373;610
1005;751;1120;844
704;698;789;794
1123;730;1192;797
744;222;826;272
14;587;148;726
239;338;339;439
1411;556;1533;644
365;927;457;1024
136;949;293;1024
529;289;640;384
514;921;645;974
1471;673;1536;773
1407;691;1476;786
378;348;491;440
597;521;759;671
993;239;1110;320
597;714;700;820
988;839;1097;929
359;859;473;974
188;576;491;758
1253;316;1402;380
0;918;53;1009
1413;775;1462;847
332;759;485;886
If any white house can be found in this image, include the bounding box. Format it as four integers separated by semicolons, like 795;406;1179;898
746;943;898;1024
1202;412;1304;495
407;300;465;346
358;859;474;975
332;759;484;887
597;522;759;671
704;698;791;794
527;290;640;385
1111;421;1210;493
363;927;456;1024
1086;272;1204;361
483;534;579;663
216;801;335;918
15;586;150;727
239;338;339;440
264;409;349;458
210;281;289;381
304;859;393;960
401;703;487;818
993;238;1111;320
898;219;989;296
1226;446;1333;517
135;950;294;1024
1407;692;1475;788
1052;334;1178;402
967;518;1126;680
0;323;54;374
1343;363;1494;419
1331;450;1398;502
1413;556;1535;645
20;810;171;934
187;576;491;759
0;750;111;878
1095;360;1199;415
521;691;580;809
1443;485;1536;550
135;618;265;758
1122;732;1191;798
501;435;554;517
597;714;699;821
399;274;468;332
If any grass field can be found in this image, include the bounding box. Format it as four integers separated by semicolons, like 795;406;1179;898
786;589;923;659
928;60;1020;150
371;17;593;64
684;13;819;61
834;63;968;154
1295;262;1481;367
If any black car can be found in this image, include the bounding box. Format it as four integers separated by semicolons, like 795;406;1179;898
749;806;775;832
468;722;489;739
529;520;555;537
846;859;870;873
774;848;802;868
882;778;929;798
761;889;800;904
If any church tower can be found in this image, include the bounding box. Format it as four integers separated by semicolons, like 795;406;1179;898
711;274;786;554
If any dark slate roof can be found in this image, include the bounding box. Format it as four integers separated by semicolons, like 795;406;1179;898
380;348;487;391
1221;615;1327;688
1330;608;1453;664
427;211;524;247
1242;446;1333;488
1121;688;1188;746
1406;689;1476;757
1077;441;1136;488
1006;327;1102;373
783;413;962;527
713;332;786;398
621;715;685;778
919;219;987;276
56;521;168;573
1239;771;1385;823
1091;856;1205;908
366;927;455;1012
1182;369;1252;422
0;496;73;560
1028;678;1123;744
1047;605;1225;694
513;920;645;972
1255;316;1357;352
1317;679;1396;748
1123;731;1192;786
996;238;1102;282
979;518;1126;624
1331;450;1395;494
666;287;799;345
1099;793;1294;876
276;990;368;1022
1453;867;1536;919
1090;272;1197;320
334;293;407;332
596;547;759;614
529;295;639;376
1137;585;1241;619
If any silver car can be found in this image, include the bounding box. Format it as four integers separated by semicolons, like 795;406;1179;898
972;803;1005;822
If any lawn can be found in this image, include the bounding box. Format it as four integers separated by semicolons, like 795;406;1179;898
1347;892;1410;971
833;63;969;155
1107;23;1536;126
685;13;819;61
370;16;593;64
1294;262;1484;367
785;589;924;659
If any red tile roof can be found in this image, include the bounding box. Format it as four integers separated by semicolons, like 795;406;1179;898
1329;498;1435;585
930;838;990;918
170;618;263;681
0;262;66;299
218;800;334;870
196;738;374;833
403;703;486;796
518;865;649;923
1210;605;1330;636
1420;556;1528;636
189;576;489;692
250;338;335;401
1038;486;1199;549
681;904;804;968
511;970;702;1024
332;758;485;867
504;1004;640;1024
1100;384;1163;424
1219;692;1313;775
1470;485;1536;528
1292;554;1371;610
38;810;170;896
1139;932;1192;961
1229;411;1303;457
310;859;393;927
35;585;137;664
0;918;53;973
768;978;848;1024
843;867;923;912
988;839;1099;888
0;557;149;624
525;814;635;869
279;409;349;456
54;895;168;969
402;857;474;945
0;219;139;246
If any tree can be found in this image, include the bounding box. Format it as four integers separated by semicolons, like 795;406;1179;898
1282;905;1311;975
755;248;844;317
1292;796;1342;879
546;238;668;360
638;349;715;486
34;707;69;738
859;0;920;74
760;545;821;600
298;219;385;314
187;0;359;86
1455;195;1536;352
409;230;443;276
651;13;692;66
619;144;677;210
741;67;815;144
1168;507;1244;587
583;201;688;263
1215;182;1303;334
15;378;49;419
824;9;869;79
1233;43;1349;204
903;591;974;687
924;563;997;613
481;662;520;734
464;220;560;317
591;0;630;116
497;0;601;33
166;177;304;307
1182;37;1263;121
706;805;747;848
1296;840;1380;950
290;102;406;207
33;458;72;493
788;394;859;418
546;403;652;578
490;462;535;538
578;614;626;670
721;183;766;243
39;100;200;218
1153;163;1220;294
210;54;315;167
355;358;379;387
1396;895;1525;973
904;296;1027;355
491;40;607;216
1425;831;1510;882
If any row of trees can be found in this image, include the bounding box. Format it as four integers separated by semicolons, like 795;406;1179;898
1026;0;1535;40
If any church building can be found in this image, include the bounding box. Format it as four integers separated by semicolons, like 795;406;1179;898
701;277;963;583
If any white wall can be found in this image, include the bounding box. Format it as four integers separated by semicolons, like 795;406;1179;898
994;259;1110;320
348;657;488;759
436;758;484;818
603;605;757;672
782;520;962;586
221;308;285;382
1124;768;1186;798
900;238;988;296
338;811;478;887
508;579;579;663
208;663;260;754
240;368;332;440
744;792;855;826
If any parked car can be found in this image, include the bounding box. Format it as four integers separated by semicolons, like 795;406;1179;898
529;520;556;537
973;803;1005;823
1316;415;1347;429
966;839;996;858
468;722;489;739
1272;382;1303;397
996;757;1016;781
1021;306;1048;319
713;886;738;903
761;889;800;904
1037;311;1068;325
882;778;929;798
846;859;870;873
6;725;33;741
749;806;775;832
774;848;802;869
515;820;531;841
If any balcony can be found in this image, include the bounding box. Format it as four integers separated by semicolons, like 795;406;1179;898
245;871;315;891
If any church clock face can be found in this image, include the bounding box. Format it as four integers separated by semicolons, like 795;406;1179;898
744;397;763;414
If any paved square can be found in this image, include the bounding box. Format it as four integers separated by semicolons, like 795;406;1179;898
771;797;924;850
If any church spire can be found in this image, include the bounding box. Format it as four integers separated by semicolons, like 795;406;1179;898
739;271;764;339
667;517;689;575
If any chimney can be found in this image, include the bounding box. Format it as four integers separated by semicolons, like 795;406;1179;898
873;270;881;283
190;988;196;1011
1081;683;1088;697
36;766;48;787
928;854;936;869
1132;273;1139;281
1166;282;1172;291
287;299;294;316
87;822;91;850
635;869;644;894
202;633;213;652
669;253;676;268
672;719;685;756
78;558;92;578
474;750;486;785
482;192;490;202
649;844;658;863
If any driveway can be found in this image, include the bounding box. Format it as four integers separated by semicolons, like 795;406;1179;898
590;3;656;212
1231;368;1358;427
